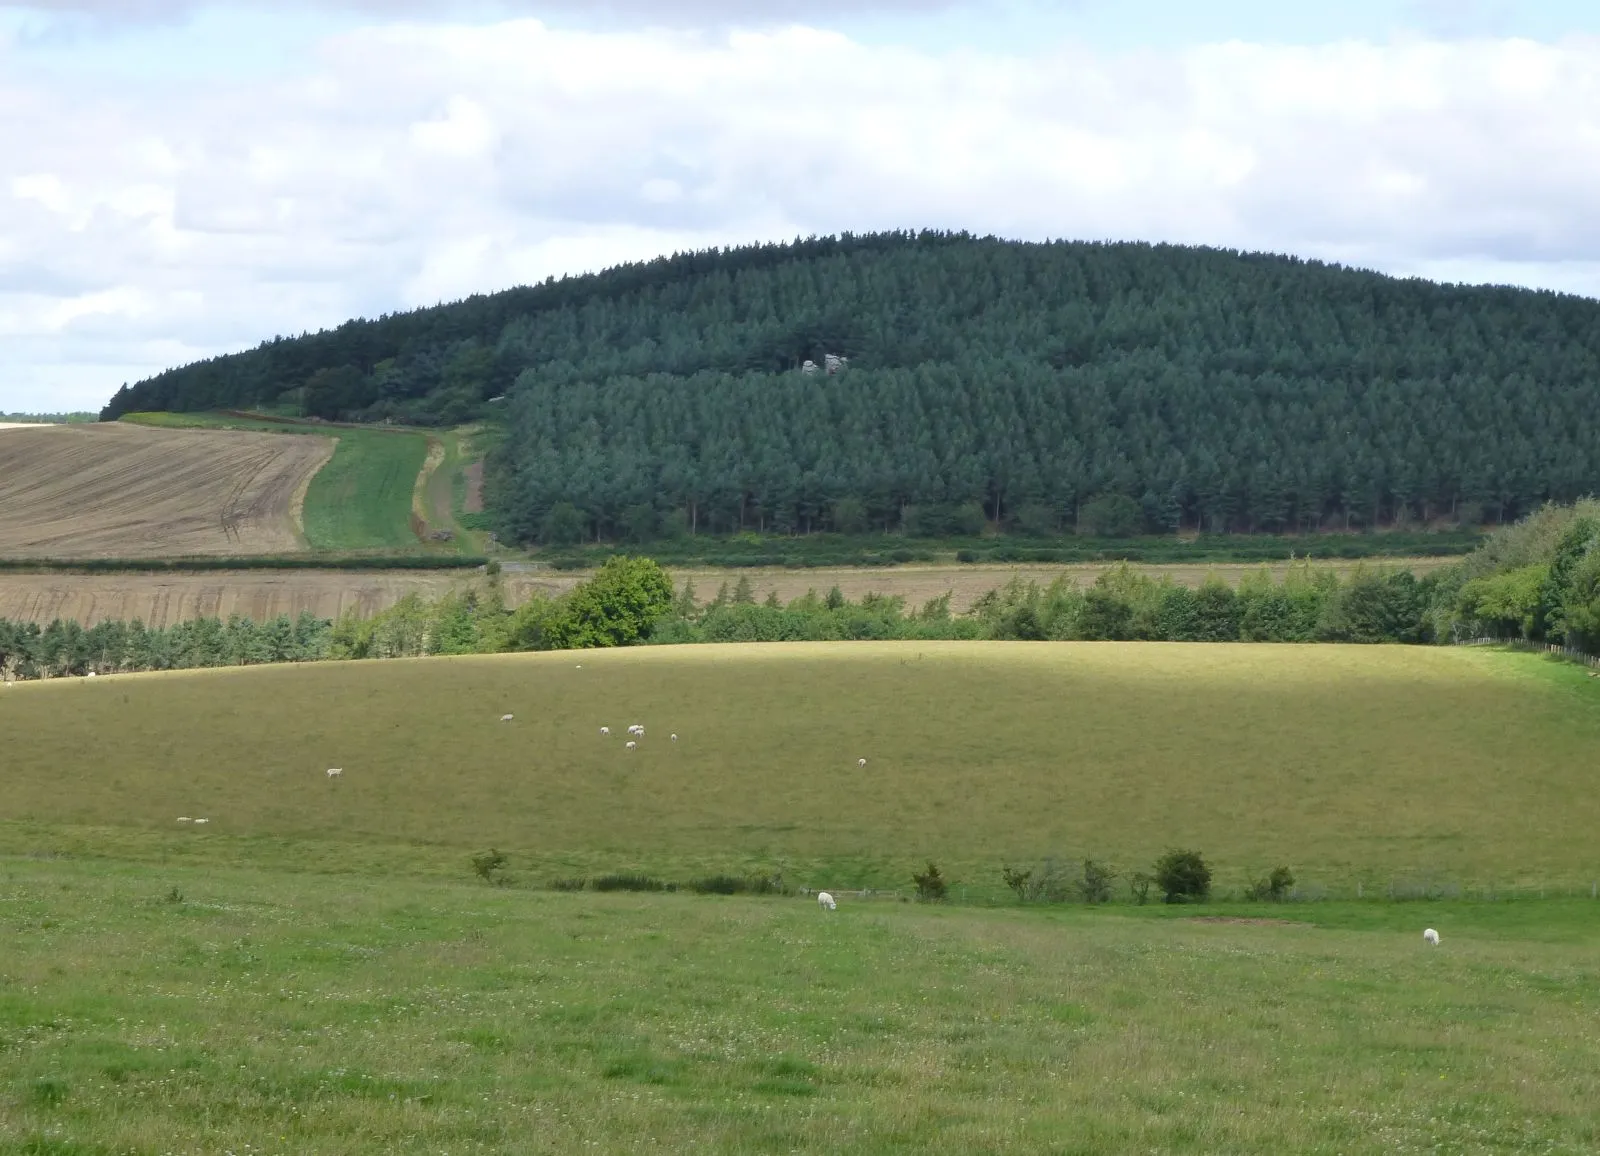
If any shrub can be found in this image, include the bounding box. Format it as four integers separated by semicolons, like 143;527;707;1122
471;848;509;886
1078;858;1117;904
1128;871;1154;905
1001;865;1033;902
1244;866;1296;902
164;886;184;905
1153;849;1211;903
912;861;948;902
689;874;745;895
548;877;588;892
592;873;667;892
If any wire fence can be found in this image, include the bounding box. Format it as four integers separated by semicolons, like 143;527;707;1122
1458;636;1600;670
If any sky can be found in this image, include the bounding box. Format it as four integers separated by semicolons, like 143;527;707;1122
4;1;1600;412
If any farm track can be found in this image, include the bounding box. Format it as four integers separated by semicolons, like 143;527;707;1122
0;557;1454;627
0;424;335;559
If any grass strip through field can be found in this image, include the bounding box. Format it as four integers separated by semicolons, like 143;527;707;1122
121;411;433;553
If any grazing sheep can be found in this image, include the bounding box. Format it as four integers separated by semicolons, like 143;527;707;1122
670;733;678;742
600;726;610;736
176;817;192;823
626;740;637;749
326;768;342;779
193;818;209;825
1423;928;1440;946
817;891;837;911
628;724;643;735
857;758;867;768
87;671;97;678
501;714;515;723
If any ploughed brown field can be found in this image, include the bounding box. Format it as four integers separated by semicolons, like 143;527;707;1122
0;423;334;559
0;558;1453;627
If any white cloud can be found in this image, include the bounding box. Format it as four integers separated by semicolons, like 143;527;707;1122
3;17;1600;410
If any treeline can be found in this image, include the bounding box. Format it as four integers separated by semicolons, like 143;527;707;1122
102;233;1600;544
0;412;96;423
0;613;332;680
5;504;1595;681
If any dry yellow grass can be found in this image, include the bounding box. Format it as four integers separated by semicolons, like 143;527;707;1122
0;423;335;558
0;557;1454;626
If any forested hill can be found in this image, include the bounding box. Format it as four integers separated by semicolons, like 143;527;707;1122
101;232;1600;545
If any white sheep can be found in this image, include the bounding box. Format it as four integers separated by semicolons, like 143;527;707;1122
670;733;678;742
626;740;637;750
600;726;610;736
193;818;209;825
857;758;867;768
1423;928;1440;946
500;714;515;723
176;817;192;823
817;891;837;911
628;724;643;735
326;768;342;779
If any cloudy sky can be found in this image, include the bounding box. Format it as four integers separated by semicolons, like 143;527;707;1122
4;0;1600;412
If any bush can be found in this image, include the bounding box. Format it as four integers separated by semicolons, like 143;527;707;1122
1078;858;1117;904
471;849;509;886
1128;871;1154;905
548;877;588;892
689;873;788;896
1001;865;1032;902
591;874;669;892
1244;866;1296;902
689;874;744;894
1153;849;1211;903
912;861;948;902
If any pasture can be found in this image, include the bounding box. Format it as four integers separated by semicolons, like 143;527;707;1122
5;643;1600;1152
2;858;1598;1154
0;423;333;559
3;643;1599;892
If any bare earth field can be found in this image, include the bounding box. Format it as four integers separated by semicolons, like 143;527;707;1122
0;423;335;558
0;557;1452;626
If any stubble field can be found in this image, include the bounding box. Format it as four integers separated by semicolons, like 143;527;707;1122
0;423;334;559
0;557;1451;627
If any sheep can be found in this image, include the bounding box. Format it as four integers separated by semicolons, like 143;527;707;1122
817;891;837;910
176;817;192;823
626;740;637;750
600;726;610;736
1423;928;1440;946
193;818;209;825
857;758;867;768
670;733;678;742
500;714;515;723
627;724;643;735
326;768;342;779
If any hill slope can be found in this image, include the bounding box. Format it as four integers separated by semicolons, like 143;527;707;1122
6;642;1598;890
0;423;333;558
101;233;1600;544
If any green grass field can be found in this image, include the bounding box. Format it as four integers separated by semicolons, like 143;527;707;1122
3;859;1598;1153
4;643;1599;893
298;428;430;552
5;643;1600;1152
